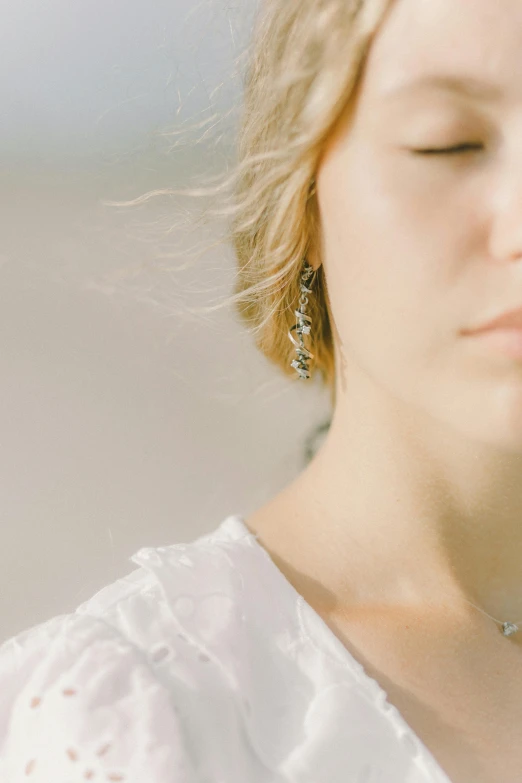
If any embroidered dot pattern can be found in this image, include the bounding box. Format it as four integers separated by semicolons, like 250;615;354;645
4;517;454;783
149;643;175;664
22;688;127;780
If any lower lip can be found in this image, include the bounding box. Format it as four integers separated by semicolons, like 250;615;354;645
469;328;522;359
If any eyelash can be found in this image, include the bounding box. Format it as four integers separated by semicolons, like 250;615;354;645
412;143;483;156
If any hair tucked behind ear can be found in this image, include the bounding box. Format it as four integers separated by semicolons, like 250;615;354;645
102;0;394;413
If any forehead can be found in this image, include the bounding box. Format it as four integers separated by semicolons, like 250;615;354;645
361;0;522;103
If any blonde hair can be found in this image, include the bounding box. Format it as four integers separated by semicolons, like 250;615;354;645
103;0;393;412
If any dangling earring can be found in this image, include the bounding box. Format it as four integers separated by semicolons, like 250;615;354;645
289;259;316;380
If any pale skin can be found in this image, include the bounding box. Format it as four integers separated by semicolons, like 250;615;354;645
244;1;522;781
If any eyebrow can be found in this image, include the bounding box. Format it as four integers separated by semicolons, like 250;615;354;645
382;74;504;102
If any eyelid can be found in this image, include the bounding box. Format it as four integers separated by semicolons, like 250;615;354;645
411;142;484;155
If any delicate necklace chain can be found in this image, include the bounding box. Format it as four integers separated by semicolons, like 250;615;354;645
457;595;522;637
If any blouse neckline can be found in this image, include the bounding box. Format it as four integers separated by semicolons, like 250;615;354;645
221;514;454;783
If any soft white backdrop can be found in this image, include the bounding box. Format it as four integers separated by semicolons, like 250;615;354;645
0;1;331;642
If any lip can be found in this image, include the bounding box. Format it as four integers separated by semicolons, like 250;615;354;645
465;327;522;360
464;305;522;335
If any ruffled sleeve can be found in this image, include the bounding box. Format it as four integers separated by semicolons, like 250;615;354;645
0;612;196;783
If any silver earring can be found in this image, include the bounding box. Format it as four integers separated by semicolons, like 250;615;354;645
289;259;316;380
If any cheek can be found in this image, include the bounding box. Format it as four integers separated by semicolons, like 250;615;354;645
319;147;470;383
320;127;481;264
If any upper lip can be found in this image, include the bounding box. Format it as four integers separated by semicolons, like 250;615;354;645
465;305;522;334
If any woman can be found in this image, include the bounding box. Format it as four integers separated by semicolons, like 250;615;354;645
2;0;522;780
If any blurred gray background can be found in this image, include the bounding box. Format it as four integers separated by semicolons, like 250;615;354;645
0;0;331;642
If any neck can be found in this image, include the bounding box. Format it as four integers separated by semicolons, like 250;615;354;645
276;383;522;628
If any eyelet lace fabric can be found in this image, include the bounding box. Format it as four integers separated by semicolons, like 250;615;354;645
0;515;454;783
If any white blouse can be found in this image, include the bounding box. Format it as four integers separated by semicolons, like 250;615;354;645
0;514;454;783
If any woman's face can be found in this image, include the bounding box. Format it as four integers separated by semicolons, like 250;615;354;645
317;0;522;448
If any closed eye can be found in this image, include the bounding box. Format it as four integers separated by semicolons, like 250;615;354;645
411;143;483;156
